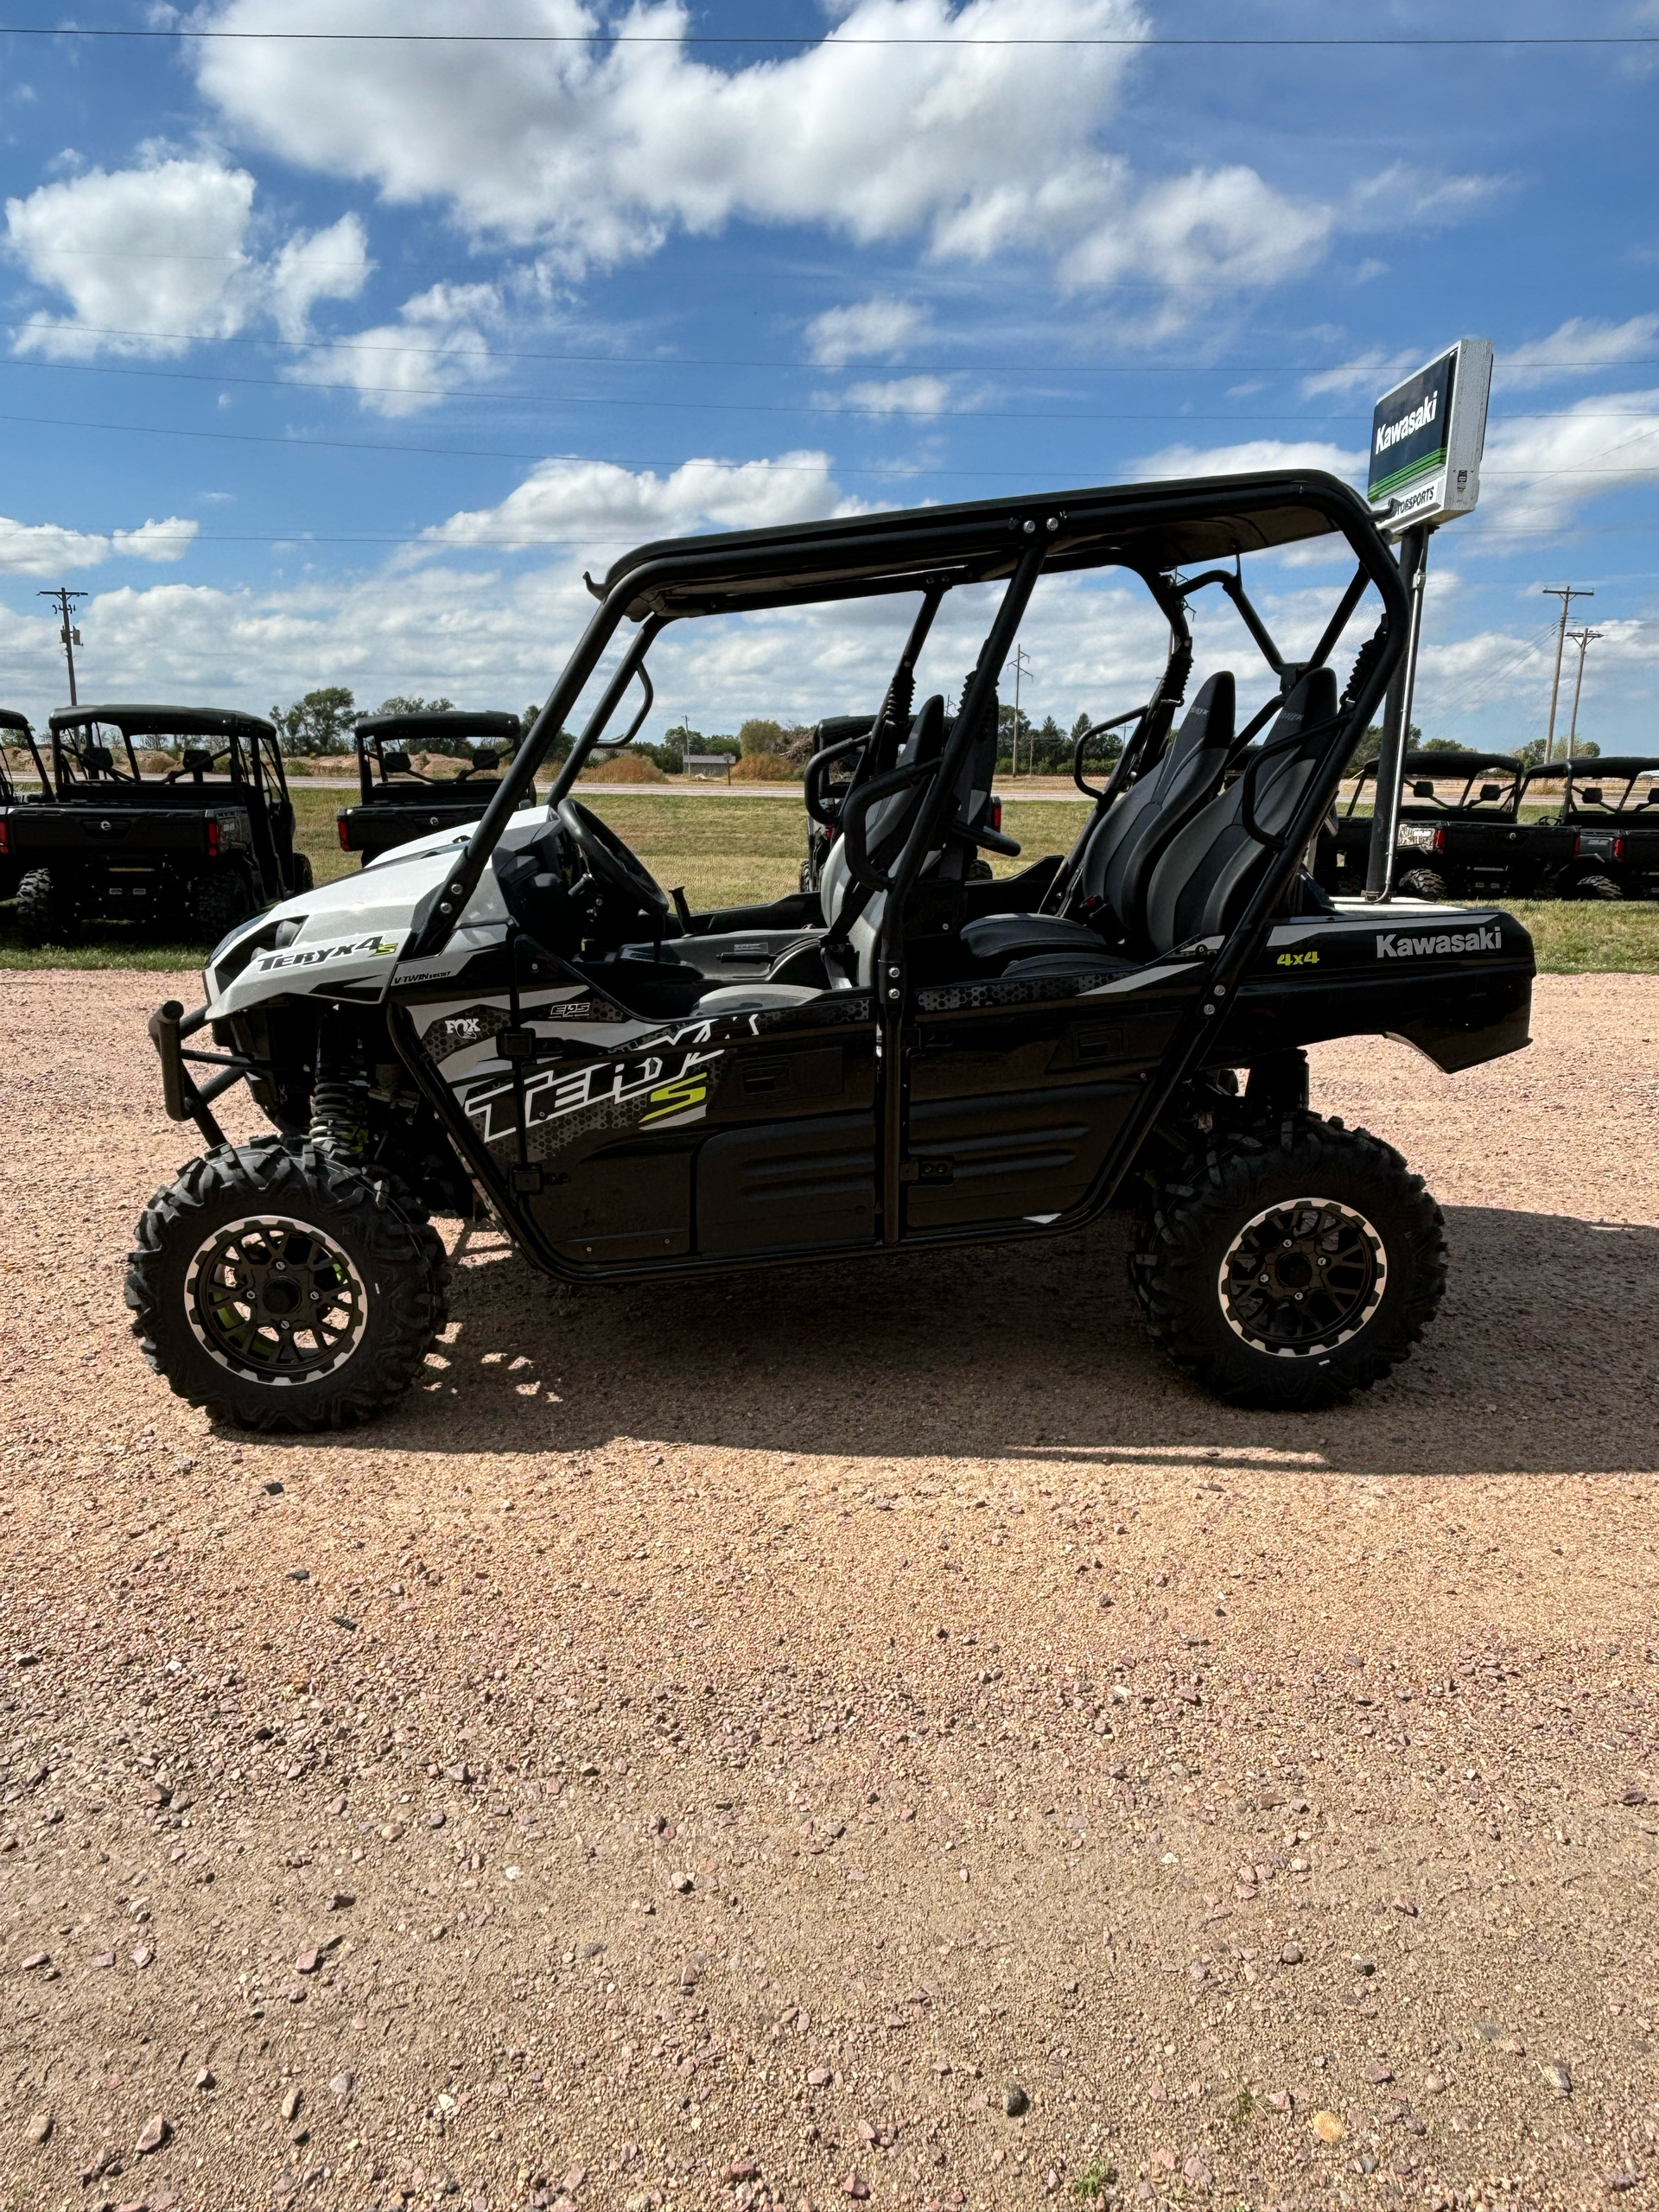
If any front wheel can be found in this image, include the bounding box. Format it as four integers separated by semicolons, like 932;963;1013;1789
126;1143;448;1431
193;866;254;946
1131;1115;1446;1409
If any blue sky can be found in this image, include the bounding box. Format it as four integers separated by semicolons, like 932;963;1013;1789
0;0;1656;751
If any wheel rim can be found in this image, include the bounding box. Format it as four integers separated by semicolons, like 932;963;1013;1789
185;1214;368;1385
1217;1195;1386;1358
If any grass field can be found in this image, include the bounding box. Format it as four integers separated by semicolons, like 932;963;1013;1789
3;785;1656;973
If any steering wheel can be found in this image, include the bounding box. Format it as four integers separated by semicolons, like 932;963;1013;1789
556;797;671;925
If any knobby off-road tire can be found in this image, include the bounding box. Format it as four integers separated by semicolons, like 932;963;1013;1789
1131;1114;1446;1410
126;1141;448;1432
290;851;315;896
1395;867;1450;903
16;865;79;946
1571;874;1623;902
193;866;254;948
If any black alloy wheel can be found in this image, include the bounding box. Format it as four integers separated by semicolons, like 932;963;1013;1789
1217;1197;1384;1357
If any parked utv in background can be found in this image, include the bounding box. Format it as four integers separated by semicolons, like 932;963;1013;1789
337;709;531;868
12;704;310;946
0;707;54;903
1516;755;1659;900
1320;748;1535;902
132;468;1535;1433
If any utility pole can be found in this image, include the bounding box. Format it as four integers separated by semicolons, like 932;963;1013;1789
1010;643;1031;778
1565;626;1602;760
1541;586;1593;763
38;587;87;705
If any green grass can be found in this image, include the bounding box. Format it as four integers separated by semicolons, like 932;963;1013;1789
4;787;1657;972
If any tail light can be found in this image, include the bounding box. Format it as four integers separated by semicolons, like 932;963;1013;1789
205;818;220;858
338;816;351;851
0;820;9;857
990;798;1003;831
1432;827;1446;854
1614;836;1627;862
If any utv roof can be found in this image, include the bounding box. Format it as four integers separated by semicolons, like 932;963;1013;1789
356;709;520;744
591;469;1377;623
0;707;32;735
1402;748;1523;775
1523;755;1659;779
49;702;276;741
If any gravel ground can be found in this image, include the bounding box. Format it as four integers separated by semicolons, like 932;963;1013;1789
2;971;1657;2212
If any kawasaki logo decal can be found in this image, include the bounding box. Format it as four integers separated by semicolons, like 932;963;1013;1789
1375;925;1501;959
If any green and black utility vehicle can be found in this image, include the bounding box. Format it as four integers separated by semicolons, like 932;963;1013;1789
12;703;310;945
1516;755;1659;901
1320;747;1537;902
0;708;54;903
132;468;1535;1430
336;709;531;868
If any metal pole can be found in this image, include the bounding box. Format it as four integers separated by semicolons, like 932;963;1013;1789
1011;642;1030;778
1541;586;1592;763
1364;523;1431;901
1566;626;1601;759
38;586;86;705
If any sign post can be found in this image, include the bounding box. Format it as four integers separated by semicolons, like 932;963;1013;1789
1362;337;1492;902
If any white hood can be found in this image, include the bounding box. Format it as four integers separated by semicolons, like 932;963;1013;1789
203;804;554;1019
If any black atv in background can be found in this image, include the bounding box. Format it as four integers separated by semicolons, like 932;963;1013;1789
1516;756;1659;901
336;709;530;867
1319;748;1540;902
10;703;311;947
0;708;54;903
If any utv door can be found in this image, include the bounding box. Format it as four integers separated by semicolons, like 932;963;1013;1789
394;939;879;1273
899;966;1191;1235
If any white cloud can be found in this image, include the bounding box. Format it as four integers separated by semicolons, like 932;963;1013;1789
194;0;1484;332
268;213;373;342
1300;349;1418;401
0;511;199;575
1478;388;1659;535
1499;315;1659;390
289;282;501;417
806;296;935;366
5;150;373;363
6;152;258;359
1132;435;1364;485
1343;162;1507;234
840;375;954;417
423;449;855;554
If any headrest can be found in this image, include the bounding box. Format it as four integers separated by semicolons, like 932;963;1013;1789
1166;671;1235;775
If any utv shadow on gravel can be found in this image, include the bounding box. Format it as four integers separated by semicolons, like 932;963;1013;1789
131;468;1536;1429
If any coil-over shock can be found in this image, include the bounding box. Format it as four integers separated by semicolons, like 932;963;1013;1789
308;1009;371;1160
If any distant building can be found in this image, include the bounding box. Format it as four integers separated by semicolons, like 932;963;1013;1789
684;753;732;782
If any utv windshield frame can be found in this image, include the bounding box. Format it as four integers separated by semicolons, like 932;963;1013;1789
1338;747;1525;822
1520;754;1659;820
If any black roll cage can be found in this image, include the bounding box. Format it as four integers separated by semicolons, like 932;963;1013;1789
47;702;284;799
1520;754;1659;821
1339;747;1525;823
353;709;524;798
377;473;1410;1271
0;707;53;801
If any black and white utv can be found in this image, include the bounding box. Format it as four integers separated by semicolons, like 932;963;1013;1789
130;471;1535;1430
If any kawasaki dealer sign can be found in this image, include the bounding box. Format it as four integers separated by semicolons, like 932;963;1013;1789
1368;338;1492;531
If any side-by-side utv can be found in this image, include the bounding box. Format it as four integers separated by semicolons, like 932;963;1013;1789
1319;747;1531;902
336;709;531;867
1517;755;1659;901
13;704;312;944
130;470;1535;1430
0;707;54;903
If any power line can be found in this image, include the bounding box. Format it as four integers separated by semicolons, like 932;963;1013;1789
1;23;1656;43
1541;586;1596;762
5;315;1656;380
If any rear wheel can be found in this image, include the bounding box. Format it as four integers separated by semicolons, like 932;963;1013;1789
1395;867;1450;902
290;851;315;895
15;866;79;946
193;866;254;946
1570;874;1622;901
126;1142;448;1431
1131;1114;1446;1409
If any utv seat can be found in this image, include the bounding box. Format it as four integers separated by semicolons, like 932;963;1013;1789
1141;666;1339;952
957;671;1237;975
